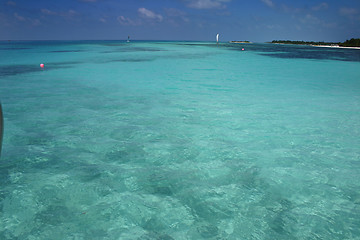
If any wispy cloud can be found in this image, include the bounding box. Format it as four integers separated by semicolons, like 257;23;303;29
340;7;358;16
298;13;336;29
312;2;328;11
13;12;41;26
117;8;163;26
165;8;190;23
138;8;163;22
300;14;320;24
14;13;25;21
281;3;329;14
41;9;57;16
117;16;138;26
184;0;231;9
67;10;77;16
99;18;106;23
261;0;274;8
41;9;77;18
7;1;16;6
339;7;359;21
266;24;281;30
165;8;186;17
32;19;41;26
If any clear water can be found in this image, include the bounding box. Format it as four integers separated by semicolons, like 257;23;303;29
0;41;360;239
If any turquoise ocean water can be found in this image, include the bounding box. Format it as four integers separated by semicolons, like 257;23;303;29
0;41;360;239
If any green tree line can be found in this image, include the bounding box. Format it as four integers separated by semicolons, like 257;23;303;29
271;40;340;45
340;38;360;47
271;38;360;47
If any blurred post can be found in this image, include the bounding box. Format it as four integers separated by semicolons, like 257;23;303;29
0;103;3;157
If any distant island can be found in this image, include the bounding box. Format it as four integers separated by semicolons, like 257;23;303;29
270;38;360;48
229;41;252;43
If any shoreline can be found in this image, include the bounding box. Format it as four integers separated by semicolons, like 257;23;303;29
311;45;360;50
271;42;360;50
229;41;252;43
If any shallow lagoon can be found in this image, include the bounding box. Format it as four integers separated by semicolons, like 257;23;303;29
0;41;360;239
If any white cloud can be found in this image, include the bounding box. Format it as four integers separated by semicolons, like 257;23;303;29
312;2;328;11
261;0;274;8
138;8;163;22
99;18;106;23
117;16;138;26
185;0;231;9
117;8;163;26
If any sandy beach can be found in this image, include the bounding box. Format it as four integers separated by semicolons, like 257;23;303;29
229;41;252;43
311;45;360;50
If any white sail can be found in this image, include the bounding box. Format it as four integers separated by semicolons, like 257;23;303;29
216;33;219;43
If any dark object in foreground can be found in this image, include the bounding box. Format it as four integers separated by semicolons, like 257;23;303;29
0;103;3;157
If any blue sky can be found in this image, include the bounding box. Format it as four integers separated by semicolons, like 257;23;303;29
1;0;359;42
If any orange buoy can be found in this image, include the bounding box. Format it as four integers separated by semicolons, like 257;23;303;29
40;63;44;68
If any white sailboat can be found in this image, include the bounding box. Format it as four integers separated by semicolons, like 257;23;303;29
216;33;219;44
